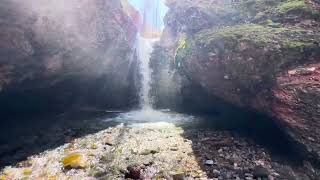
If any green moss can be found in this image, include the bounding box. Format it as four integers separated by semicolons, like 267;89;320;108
283;40;314;52
276;0;307;14
176;24;318;94
265;19;282;27
179;24;311;66
195;24;310;49
237;0;285;19
238;0;318;22
274;0;320;20
195;24;289;49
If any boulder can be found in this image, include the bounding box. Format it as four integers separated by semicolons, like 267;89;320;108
157;0;320;163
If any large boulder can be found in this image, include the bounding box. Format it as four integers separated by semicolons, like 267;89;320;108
0;0;138;115
156;0;320;162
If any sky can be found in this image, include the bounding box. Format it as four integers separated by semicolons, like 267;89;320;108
128;0;168;30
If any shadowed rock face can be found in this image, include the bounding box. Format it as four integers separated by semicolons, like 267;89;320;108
153;0;320;163
0;0;138;115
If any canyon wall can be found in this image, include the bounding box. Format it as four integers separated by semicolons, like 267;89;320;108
153;0;320;162
0;0;138;115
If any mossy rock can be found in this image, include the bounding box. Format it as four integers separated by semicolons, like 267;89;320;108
276;0;307;14
238;0;319;22
195;24;314;50
176;24;319;94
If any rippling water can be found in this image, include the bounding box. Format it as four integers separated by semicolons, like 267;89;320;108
105;108;196;125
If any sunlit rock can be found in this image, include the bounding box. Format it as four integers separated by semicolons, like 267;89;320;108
22;168;32;176
62;153;86;169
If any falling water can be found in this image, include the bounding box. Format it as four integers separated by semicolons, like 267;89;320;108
130;0;166;109
118;0;171;119
137;36;158;109
104;0;192;123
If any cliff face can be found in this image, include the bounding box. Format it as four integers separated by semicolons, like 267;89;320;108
154;0;320;162
0;0;138;115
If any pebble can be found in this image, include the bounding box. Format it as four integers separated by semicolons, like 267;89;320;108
205;160;214;166
212;169;220;178
308;137;315;142
126;164;141;179
170;147;179;151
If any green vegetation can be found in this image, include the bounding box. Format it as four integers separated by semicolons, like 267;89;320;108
283;40;314;51
195;24;312;51
276;0;307;14
196;24;277;47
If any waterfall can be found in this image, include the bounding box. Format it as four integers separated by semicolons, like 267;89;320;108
106;0;184;123
137;36;158;109
125;0;167;110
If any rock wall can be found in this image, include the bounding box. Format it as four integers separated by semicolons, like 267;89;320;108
154;0;320;162
0;0;138;115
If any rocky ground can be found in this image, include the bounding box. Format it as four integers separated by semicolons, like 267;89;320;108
1;111;319;180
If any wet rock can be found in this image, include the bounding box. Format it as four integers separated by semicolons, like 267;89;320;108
126;164;141;179
253;165;269;179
